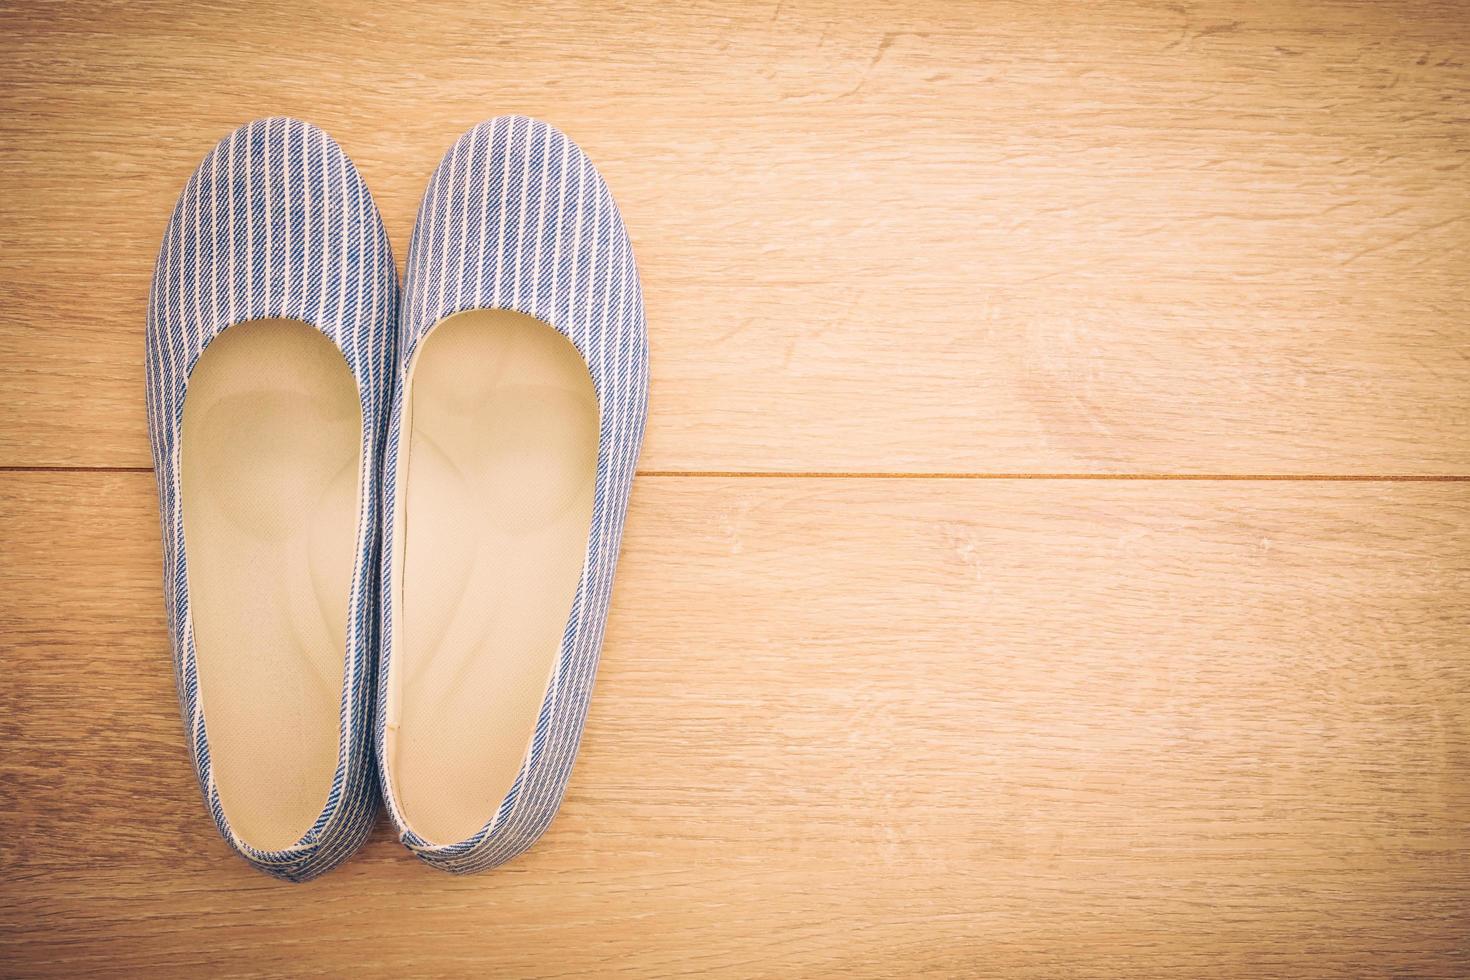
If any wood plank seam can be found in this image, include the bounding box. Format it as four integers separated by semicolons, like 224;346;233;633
2;466;1468;482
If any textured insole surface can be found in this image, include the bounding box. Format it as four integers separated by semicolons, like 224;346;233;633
181;318;360;851
388;309;597;846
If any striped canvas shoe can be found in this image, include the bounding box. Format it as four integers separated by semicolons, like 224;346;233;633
378;116;648;873
145;118;396;881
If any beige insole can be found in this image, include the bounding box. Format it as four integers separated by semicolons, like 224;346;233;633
181;318;361;851
387;310;598;846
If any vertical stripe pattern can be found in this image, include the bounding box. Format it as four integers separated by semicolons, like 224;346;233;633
379;116;649;874
145;118;397;882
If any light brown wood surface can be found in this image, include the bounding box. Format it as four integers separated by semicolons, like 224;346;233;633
2;0;1469;473
3;473;1468;977
1;0;1467;977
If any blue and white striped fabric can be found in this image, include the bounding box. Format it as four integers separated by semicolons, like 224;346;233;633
378;116;649;873
145;118;397;881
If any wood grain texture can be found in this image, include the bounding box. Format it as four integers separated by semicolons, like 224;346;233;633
3;0;1467;975
2;472;1467;977
1;0;1468;473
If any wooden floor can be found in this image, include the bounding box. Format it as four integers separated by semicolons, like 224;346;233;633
2;0;1467;976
